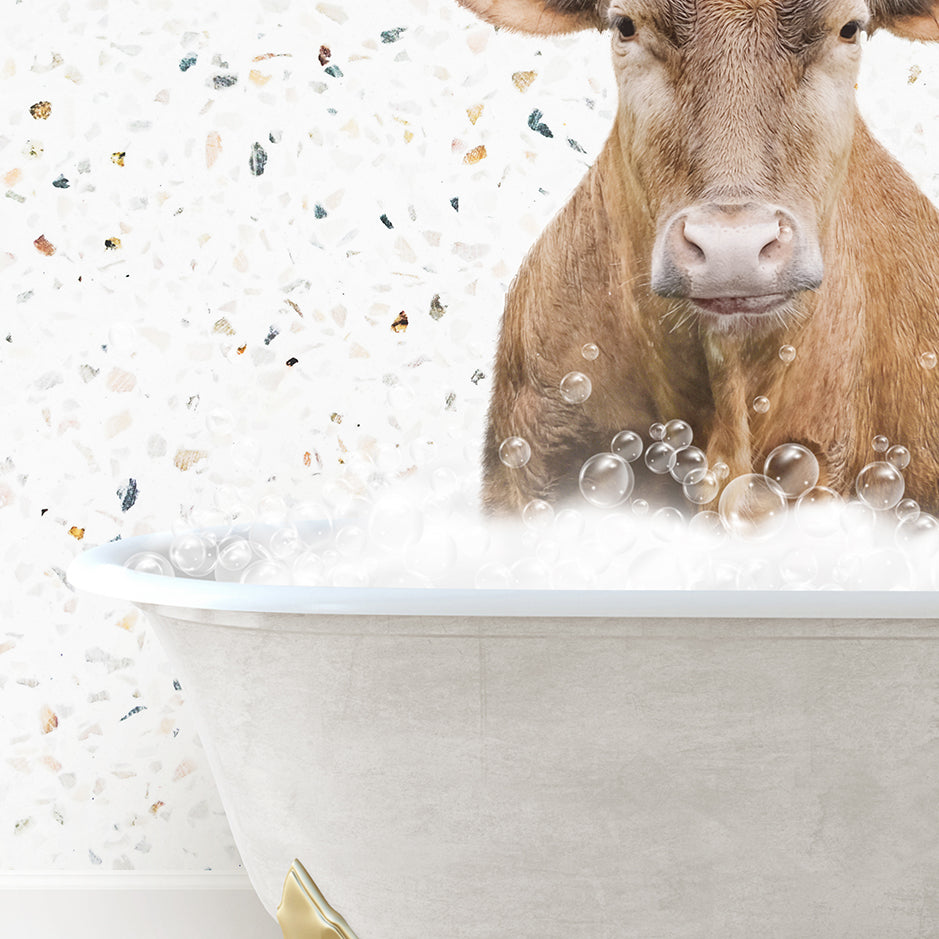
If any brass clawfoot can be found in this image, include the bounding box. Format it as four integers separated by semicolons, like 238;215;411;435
277;858;360;939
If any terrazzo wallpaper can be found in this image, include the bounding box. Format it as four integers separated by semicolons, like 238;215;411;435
2;0;938;873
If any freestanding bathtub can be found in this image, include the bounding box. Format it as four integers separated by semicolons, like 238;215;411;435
69;531;939;938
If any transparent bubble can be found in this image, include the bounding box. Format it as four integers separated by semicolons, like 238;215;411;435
631;498;650;517
611;430;643;462
778;344;796;363
217;536;254;573
840;500;877;538
579;452;634;508
169;532;217;576
536;538;561;566
683;470;720;505
241;559;292;586
581;342;599;360
511;557;551;589
855;461;905;510
886;444;911;470
872;435;889;453
895;512;939;555
369;497;423;550
475;562;513;589
644;441;677;475
718;474;788;540
663;419;693;451
687;510;725;541
290;502;334;548
670;446;707;484
649;422;665;440
559;371;592;404
125;551;175;577
920;351;937;370
322;479;357;516
762;443;820;499
796;486;844;537
257;494;288;526
430;466;460;498
498;436;531;469
711;461;730;481
189;504;234;537
335;524;367;557
292;551;325;586
896;498;920;522
269;525;303;560
838;549;910;590
206;408;234;436
651;506;685;542
554;507;586;540
522;498;555;531
752;396;770;413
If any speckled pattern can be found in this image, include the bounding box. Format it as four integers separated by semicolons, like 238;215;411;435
1;0;937;872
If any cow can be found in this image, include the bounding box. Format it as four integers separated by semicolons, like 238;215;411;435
456;0;939;516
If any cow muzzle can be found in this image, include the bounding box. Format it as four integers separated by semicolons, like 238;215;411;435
650;203;823;317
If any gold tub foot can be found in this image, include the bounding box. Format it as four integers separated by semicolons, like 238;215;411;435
277;859;360;939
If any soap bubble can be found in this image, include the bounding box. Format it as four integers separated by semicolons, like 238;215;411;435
217;536;254;573
169;532;217;576
511;557;551;588
711;461;730;481
241;559;292;585
631;498;650;516
522;498;554;531
663;419;693;450
649;422;666;440
644;441;677;474
855;461;905;510
290;502;334;548
670;446;707;484
651;506;685;541
369;497;423;549
475;562;513;589
257;494;289;526
611;430;643;462
718;474;788;540
687;510;725;541
886;445;911;470
291;551;326;586
752;396;770;413
335;524;367;557
536;538;561;566
920;351;937;369
895;512;939;555
578;452;634;507
581;342;599;360
554;507;586;540
871;435;889;453
840;499;877;537
896;498;920;522
499;436;531;469
683;469;720;504
762;443;820;499
779;345;796;363
269;525;303;560
796;486;844;536
125;551;175;577
559;371;592;404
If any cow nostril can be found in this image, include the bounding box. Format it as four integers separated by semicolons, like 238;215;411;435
679;220;707;263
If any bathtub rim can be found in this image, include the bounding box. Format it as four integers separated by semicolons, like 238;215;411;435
67;530;939;620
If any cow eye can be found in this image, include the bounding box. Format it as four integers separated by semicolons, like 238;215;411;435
613;16;637;40
838;20;861;41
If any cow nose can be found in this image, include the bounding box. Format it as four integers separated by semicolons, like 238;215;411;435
651;203;823;300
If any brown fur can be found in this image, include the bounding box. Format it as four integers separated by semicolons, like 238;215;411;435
468;0;939;514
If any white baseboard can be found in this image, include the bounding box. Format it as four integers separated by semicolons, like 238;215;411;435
0;871;282;939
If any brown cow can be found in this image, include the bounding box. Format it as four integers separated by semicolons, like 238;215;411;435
457;0;939;515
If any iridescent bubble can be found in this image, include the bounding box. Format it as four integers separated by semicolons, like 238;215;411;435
920;351;937;370
649;422;666;440
872;435;890;453
125;551;175;577
241;559;292;585
559;371;592;404
369;497;423;549
581;342;599;360
896;498;921;522
499;436;531;469
779;345;796;363
886;444;911;470
795;486;844;537
855;461;905;510
683;469;720;505
670;446;707;484
651;506;685;542
644;441;677;475
762;443;820;499
578;452;634;508
611;430;643;462
711;461;730;481
752;396;770;414
169;532;217;576
718;474;788;540
663;419;694;450
522;498;555;531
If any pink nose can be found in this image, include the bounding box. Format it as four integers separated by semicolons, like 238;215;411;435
651;203;823;300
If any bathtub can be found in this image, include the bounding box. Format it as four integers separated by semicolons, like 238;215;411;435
69;530;939;938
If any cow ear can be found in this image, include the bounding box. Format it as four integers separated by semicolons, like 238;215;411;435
456;0;604;36
870;0;939;40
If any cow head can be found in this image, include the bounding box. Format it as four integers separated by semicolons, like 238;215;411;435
457;0;939;332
